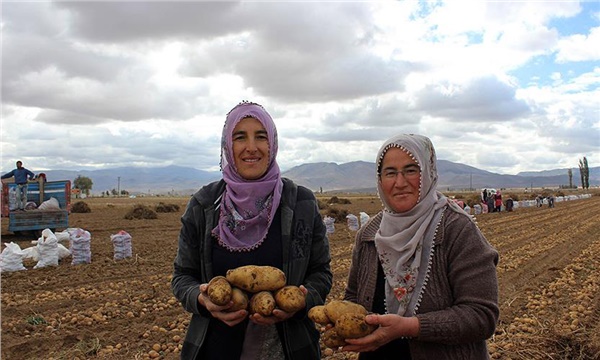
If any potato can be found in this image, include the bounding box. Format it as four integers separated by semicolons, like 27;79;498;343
322;327;346;348
226;265;286;293
249;291;276;316
207;276;232;306
308;305;330;325
324;300;368;323
335;313;377;339
274;285;306;313
228;287;249;312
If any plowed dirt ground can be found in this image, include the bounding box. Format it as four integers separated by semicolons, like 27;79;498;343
2;191;599;360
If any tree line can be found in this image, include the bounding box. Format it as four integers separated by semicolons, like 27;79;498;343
72;175;128;197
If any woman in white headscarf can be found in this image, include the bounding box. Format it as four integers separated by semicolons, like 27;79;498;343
343;134;499;360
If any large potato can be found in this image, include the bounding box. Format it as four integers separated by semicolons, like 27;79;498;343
226;265;286;293
228;287;249;312
335;313;377;339
249;291;276;316
322;327;346;348
324;300;368;323
274;285;306;313
308;305;331;326
207;276;232;306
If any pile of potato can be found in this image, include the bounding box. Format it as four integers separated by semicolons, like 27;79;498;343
206;265;306;315
309;300;377;348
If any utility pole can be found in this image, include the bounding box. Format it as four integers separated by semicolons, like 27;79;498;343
469;173;473;191
118;176;121;197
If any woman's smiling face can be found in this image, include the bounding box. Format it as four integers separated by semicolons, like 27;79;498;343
232;117;270;180
379;147;421;213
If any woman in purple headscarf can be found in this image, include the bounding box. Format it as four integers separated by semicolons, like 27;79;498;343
343;133;499;360
172;101;332;360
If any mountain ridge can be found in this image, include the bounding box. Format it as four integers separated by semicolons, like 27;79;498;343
26;162;599;195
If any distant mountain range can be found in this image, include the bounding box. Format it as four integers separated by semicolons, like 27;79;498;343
282;161;599;193
32;160;599;195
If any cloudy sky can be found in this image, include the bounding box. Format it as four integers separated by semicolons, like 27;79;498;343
2;1;599;176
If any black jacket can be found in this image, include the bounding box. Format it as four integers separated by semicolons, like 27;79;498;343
172;178;332;359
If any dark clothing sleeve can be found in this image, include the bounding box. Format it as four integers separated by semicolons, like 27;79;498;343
1;170;14;179
297;186;332;311
172;196;209;317
416;214;499;345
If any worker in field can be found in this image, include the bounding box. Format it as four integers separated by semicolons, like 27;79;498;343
343;134;499;359
494;190;503;212
172;101;332;359
1;160;36;211
506;198;514;212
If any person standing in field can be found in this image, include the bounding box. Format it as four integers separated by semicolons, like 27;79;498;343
547;195;555;208
506;198;514;212
343;133;499;359
494;190;503;212
1;160;35;211
486;194;495;213
171;101;332;360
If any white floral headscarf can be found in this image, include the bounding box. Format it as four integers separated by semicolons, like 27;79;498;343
374;134;448;316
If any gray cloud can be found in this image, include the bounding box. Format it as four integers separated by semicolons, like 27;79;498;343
1;1;598;176
413;76;531;122
177;3;409;102
55;2;241;42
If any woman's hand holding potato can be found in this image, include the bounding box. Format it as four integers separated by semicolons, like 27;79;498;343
341;313;420;353
309;300;384;350
249;285;308;326
201;266;308;327
198;283;248;327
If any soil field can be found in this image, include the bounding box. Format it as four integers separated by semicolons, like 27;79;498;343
2;191;600;360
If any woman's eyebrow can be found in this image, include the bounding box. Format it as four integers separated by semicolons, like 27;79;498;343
403;164;420;169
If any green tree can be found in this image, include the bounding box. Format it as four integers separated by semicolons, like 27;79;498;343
73;175;93;196
567;168;573;188
578;157;590;189
583;157;590;189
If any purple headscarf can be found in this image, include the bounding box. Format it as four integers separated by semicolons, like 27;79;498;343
212;101;283;252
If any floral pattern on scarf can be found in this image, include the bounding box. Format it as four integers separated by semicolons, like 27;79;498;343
374;134;447;316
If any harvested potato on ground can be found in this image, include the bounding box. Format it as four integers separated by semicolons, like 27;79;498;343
228;287;249;312
249;291;276;316
207;276;232;306
308;305;330;325
324;300;368;323
322;327;346;348
226;265;286;293
274;285;306;313
335;313;377;339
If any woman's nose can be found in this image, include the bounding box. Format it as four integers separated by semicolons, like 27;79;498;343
393;173;408;186
245;139;258;152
